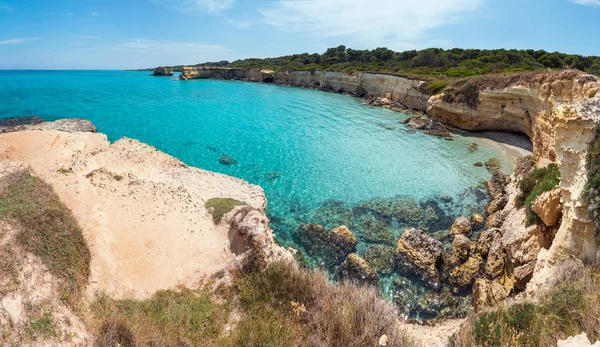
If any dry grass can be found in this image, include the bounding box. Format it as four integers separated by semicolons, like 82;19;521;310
223;258;414;347
0;171;90;306
92;288;230;347
450;265;600;346
205;198;246;223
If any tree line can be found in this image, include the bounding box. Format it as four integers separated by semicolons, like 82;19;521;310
196;46;600;77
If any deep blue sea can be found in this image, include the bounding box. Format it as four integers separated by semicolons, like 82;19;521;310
0;70;511;318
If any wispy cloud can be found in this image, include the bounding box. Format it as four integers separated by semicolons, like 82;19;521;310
0;37;40;45
572;0;600;6
47;11;73;16
260;0;483;49
153;0;234;15
90;12;98;16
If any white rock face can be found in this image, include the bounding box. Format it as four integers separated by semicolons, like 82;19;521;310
557;333;600;347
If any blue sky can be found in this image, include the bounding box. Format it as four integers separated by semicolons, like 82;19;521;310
0;0;599;69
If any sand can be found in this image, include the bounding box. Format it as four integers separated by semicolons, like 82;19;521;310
0;130;266;299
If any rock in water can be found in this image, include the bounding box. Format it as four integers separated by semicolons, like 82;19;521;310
219;153;238;165
450;217;472;236
395;228;444;289
293;224;358;267
152;66;174;76
337;253;379;286
364;245;395;275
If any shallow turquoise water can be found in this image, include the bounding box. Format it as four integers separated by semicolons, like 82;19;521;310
0;70;509;318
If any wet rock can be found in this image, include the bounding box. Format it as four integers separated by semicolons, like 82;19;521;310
364;245;395;275
293;224;358;267
476;228;501;257
356;213;394;245
360;197;438;229
392;277;423;318
452;234;473;260
487;169;509;200
468;143;479;152
532;187;562;226
450;217;472;237
311;200;354;229
415;287;472;319
487;195;508;214
395;228;444;289
403;116;428;129
424;121;451;138
448;254;483;293
219;153;238;165
153;66;174;76
0;116;43;127
337;253;379;286
471;213;485;225
472;278;509;311
474;161;483;167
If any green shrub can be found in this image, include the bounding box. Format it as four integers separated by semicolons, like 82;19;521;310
585;131;600;232
205;198;246;223
516;163;560;225
426;81;448;95
0;172;90;305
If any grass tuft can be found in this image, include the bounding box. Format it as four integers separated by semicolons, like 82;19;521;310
205;198;246;224
92;288;230;347
0;172;90;305
426;81;449;95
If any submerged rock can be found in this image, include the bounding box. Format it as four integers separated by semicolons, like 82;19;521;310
364;245;395;275
356;213;395;245
485;158;501;173
395;228;444;289
219;153;238;165
337;253;379;286
263;171;281;180
447;254;483;293
311;200;354;229
293;224;358;267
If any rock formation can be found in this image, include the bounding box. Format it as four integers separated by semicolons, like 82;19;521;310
395;228;444;289
153;66;174;76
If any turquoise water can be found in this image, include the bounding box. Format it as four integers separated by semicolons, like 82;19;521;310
0;70;509;319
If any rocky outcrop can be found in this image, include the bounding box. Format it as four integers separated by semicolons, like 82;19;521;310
153;66;174;76
180;66;275;82
0;118;97;133
293;224;358;267
337;253;379;286
450;217;472;237
532;187;562;226
395;228;444;288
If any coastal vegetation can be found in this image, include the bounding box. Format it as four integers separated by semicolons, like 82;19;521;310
0;171;90;306
197;46;600;78
585;130;600;232
516;163;561;225
205;197;246;223
450;263;600;347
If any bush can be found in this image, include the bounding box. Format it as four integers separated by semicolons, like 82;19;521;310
224;259;413;347
516;163;560;225
450;266;600;347
585;131;600;232
0;172;90;305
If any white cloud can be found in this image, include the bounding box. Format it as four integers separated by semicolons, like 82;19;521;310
0;37;39;45
153;0;233;14
572;0;600;6
260;0;483;49
90;12;98;16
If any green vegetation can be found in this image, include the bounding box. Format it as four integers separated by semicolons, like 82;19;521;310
442;83;480;108
585;131;600;232
425;81;449;95
451;265;600;346
224;259;411;347
0;172;90;305
93;288;230;346
27;311;57;339
197;46;600;77
516;163;561;225
205;198;246;223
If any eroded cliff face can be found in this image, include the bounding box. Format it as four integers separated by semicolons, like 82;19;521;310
428;70;600;161
180;66;275;82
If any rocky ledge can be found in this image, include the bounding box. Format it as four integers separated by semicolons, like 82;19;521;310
152;66;174;76
0;119;291;299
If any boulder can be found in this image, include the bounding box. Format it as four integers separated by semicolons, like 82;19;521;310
485;158;501;173
450;217;472;236
337;253;379;286
513;260;536;290
472;278;509;311
293;224;358;267
486;211;505;229
471;213;485;225
447;254;483;293
532;187;562;226
404;116;429;130
485;232;505;278
395;228;444;289
487;169;509;200
452;234;472;261
487;195;508;214
476;228;501;257
364;245;395;275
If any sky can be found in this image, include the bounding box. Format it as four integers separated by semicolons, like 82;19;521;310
0;0;599;69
